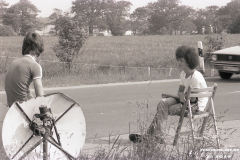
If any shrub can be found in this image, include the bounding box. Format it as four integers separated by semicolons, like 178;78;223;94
110;25;125;36
53;16;88;72
204;33;226;64
0;25;16;36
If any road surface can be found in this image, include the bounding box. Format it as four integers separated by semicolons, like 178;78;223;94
0;75;240;140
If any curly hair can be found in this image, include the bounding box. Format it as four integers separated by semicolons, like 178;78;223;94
175;45;199;70
22;32;44;57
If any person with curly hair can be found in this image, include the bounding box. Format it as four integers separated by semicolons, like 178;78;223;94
129;45;208;143
5;32;45;107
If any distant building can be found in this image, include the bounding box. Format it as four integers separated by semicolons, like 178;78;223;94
35;25;55;36
125;30;133;36
93;28;112;36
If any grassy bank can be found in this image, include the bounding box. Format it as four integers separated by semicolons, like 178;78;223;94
0;34;239;90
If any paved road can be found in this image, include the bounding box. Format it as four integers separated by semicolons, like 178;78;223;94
0;75;240;140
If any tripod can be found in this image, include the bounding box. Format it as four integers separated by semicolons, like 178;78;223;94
12;104;76;160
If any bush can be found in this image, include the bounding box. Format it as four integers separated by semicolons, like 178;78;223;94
110;25;125;36
53;16;88;72
0;25;16;36
204;33;226;64
228;16;240;34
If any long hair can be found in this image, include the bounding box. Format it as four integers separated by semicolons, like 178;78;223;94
175;45;199;70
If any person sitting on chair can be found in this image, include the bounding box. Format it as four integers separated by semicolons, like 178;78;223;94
129;45;208;143
5;32;45;107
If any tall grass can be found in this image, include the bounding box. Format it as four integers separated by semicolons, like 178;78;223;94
1;34;239;159
77;100;239;160
0;34;239;90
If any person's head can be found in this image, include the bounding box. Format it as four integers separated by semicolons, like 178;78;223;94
22;32;44;57
175;45;199;70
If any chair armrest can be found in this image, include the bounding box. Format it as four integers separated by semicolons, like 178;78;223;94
162;94;180;100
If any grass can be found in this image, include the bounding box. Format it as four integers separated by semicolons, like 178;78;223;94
0;34;240;159
76;101;239;160
0;100;239;159
0;34;239;90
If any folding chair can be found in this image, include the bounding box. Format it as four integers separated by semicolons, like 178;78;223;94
172;83;220;148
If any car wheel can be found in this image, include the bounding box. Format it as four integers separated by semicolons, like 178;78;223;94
219;71;233;79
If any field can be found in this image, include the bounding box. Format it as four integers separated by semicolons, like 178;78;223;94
0;34;239;90
0;34;240;159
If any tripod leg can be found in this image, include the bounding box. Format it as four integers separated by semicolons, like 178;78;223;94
12;134;34;159
18;138;43;160
52;119;62;146
43;138;48;160
47;136;76;160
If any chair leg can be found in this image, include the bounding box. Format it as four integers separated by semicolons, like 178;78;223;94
188;102;195;145
173;116;184;146
211;99;220;148
173;102;188;146
200;99;220;148
199;116;209;137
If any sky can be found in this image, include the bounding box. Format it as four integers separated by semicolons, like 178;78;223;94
7;0;232;17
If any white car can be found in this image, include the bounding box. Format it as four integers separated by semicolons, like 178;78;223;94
211;46;240;79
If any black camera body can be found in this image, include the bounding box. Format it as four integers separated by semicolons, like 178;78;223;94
29;105;53;136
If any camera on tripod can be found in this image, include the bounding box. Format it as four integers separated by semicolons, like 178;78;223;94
2;93;86;160
29;105;53;136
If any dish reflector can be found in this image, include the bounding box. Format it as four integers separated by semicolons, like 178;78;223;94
2;92;86;159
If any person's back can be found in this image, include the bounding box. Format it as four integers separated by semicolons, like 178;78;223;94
5;32;44;107
5;56;42;106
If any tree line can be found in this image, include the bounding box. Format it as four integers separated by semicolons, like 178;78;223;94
0;0;240;36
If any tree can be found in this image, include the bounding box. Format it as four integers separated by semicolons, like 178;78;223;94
147;0;180;34
48;8;63;35
0;25;15;36
204;6;220;33
0;0;8;23
217;0;240;33
72;0;104;35
192;8;212;34
53;16;88;72
3;0;40;35
130;7;149;35
104;0;132;36
2;5;20;33
228;15;240;33
179;19;196;34
171;5;195;34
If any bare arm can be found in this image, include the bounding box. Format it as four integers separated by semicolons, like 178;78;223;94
33;78;44;97
177;85;197;103
177;85;186;103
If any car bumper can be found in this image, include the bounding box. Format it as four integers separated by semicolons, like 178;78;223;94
211;61;240;73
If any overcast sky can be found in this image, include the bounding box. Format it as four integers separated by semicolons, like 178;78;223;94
7;0;232;17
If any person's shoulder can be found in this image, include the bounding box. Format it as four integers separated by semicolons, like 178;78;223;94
193;70;204;77
31;61;41;70
192;70;206;83
179;71;185;79
180;71;185;76
10;57;25;65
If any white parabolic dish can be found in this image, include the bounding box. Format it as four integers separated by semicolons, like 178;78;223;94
2;92;86;160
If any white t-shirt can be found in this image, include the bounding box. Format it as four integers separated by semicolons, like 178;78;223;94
180;70;208;111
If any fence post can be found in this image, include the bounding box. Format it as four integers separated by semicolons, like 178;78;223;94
148;66;151;76
63;62;65;72
124;66;127;75
169;68;172;76
211;68;215;77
